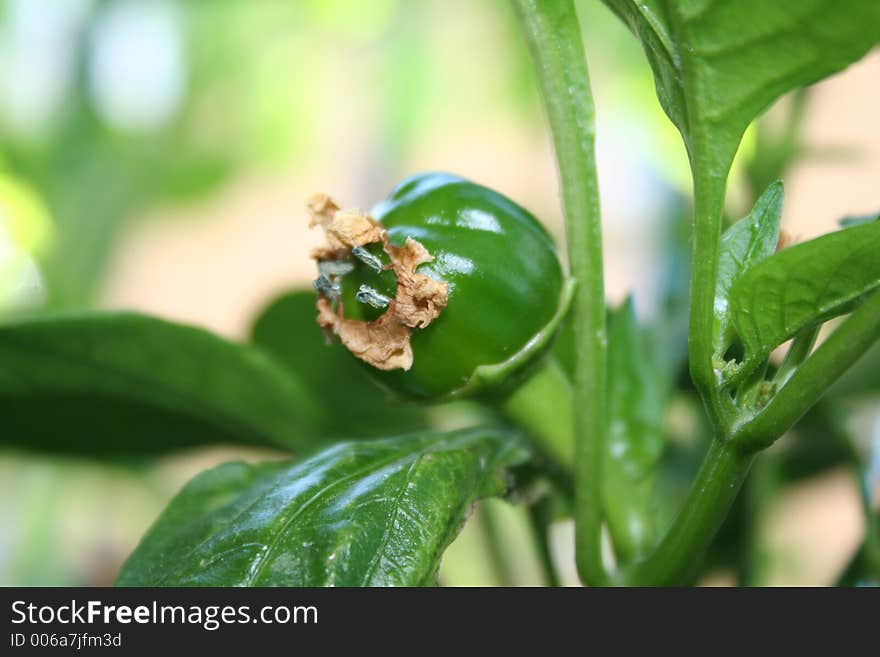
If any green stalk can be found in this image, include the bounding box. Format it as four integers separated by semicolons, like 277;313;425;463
499;358;573;472
772;324;820;388
512;0;607;586
624;438;754;585
688;167;729;434
738;455;778;586
478;503;516;586
734;289;880;451
631;291;880;585
527;499;563;587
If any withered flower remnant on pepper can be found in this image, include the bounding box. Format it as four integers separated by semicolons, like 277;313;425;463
308;194;448;371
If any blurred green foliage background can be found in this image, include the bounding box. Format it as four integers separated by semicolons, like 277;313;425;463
0;0;877;585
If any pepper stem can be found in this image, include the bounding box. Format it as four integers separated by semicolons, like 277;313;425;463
499;356;573;473
512;0;608;586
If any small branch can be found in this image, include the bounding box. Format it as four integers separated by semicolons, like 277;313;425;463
734;289;880;451
527;499;563;587
478;503;516;586
772;324;820;389
511;0;607;585
623;438;754;585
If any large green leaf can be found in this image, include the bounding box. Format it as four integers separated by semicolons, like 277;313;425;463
250;291;427;439
728;219;880;374
713;182;783;362
116;427;528;586
603;0;880;176
0;312;321;457
602;299;665;561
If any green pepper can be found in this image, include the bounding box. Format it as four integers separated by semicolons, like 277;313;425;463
310;172;572;400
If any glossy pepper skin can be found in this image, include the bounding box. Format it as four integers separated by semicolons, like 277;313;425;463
337;172;566;399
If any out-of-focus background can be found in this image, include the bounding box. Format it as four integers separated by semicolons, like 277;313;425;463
0;0;878;586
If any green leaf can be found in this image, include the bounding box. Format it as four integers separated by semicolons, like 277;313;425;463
116;427;529;586
603;0;880;177
713;182;783;362
250;291;427;438
728;219;880;374
602;299;665;561
0;312;321;457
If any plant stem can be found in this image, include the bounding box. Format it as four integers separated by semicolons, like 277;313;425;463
738;455;777;586
527;499;562;587
511;0;607;586
773;324;820;388
499;358;573;472
624;438;754;585
636;289;880;585
478;502;516;586
734;289;880;451
688;167;729;434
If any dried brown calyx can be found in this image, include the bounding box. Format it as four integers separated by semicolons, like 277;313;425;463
308;193;448;371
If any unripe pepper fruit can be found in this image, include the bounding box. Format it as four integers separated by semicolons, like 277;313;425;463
311;172;573;400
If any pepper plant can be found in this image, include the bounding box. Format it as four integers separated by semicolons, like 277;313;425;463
2;0;880;586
